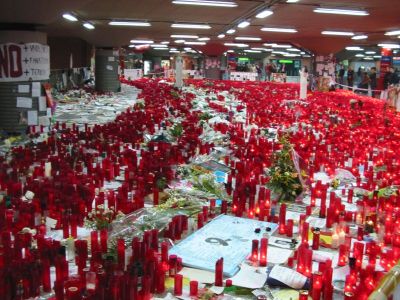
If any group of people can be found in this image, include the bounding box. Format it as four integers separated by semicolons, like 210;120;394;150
337;65;400;96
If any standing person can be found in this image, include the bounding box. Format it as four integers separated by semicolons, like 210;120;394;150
347;67;354;90
299;66;308;99
357;72;370;95
369;67;377;97
338;65;345;88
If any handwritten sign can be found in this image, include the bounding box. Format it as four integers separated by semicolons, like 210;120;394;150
170;215;278;277
0;43;50;82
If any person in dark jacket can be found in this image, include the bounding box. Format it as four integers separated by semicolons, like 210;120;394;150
347;67;354;89
357;72;370;95
369;67;377;97
384;67;400;89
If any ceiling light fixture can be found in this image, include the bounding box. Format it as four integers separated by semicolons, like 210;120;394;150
161;41;170;44
385;30;400;36
130;39;154;44
184;41;206;45
364;57;373;60
244;50;262;53
365;51;376;54
153;48;169;50
261;27;297;33
238;21;250;28
373;55;381;58
109;21;151;26
273;44;292;48
151;44;168;48
224;42;249;47
286;0;299;2
62;13;78;22
378;43;400;49
235;37;261;41
256;9;273;18
83;22;95;30
287;48;301;52
352;35;368;40
175;40;186;43
314;8;369;16
218;34;226;38
226;29;236;34
355;54;365;57
171;23;211;29
171;34;199;39
172;0;238;8
321;31;354;36
346;46;364;51
198;37;210;41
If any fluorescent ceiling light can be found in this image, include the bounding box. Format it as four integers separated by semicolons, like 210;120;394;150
352;35;368;40
161;41;170;44
235;37;261;41
238;21;250;28
226;29;236;34
171;34;199;39
244;50;261;53
346;46;363;51
263;43;276;47
184;41;206;45
286;0;299;2
272;51;288;55
378;43;400;49
170;50;180;53
314;8;369;16
171;23;211;29
170;48;177;50
153;48;169;50
364;57;373;60
198;37;210;41
251;48;266;51
151;44;168;48
184;47;192;50
287;48;301;52
130;39;154;44
284;53;301;57
256;9;273;18
218;34;225;38
261;27;297;33
355;54;365;57
300;51;305;54
273;44;292;48
62;13;78;22
174;40;186;43
172;0;238;8
83;22;95;30
373;55;381;58
227;50;235;53
321;31;354;36
385;30;400;36
365;51;376;54
224;43;249;47
109;21;151;26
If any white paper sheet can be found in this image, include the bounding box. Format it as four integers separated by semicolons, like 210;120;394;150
16;97;32;108
18;85;30;93
108;56;115;62
46;108;52;117
178;267;215;284
27;110;38;125
32;82;41;97
38;116;50;126
106;65;113;71
227;263;267;289
267;246;293;264
39;96;47;111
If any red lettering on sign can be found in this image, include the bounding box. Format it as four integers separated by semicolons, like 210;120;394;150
9;45;22;78
0;45;9;78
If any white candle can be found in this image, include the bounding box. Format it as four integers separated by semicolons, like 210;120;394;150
44;162;52;177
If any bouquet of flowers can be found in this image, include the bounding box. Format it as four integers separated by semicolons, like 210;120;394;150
267;135;304;202
84;204;125;230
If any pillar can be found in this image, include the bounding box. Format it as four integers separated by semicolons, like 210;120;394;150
95;48;120;92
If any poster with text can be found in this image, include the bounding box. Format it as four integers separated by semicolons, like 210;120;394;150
0;43;50;82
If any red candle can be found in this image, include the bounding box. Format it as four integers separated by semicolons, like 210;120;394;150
312;228;320;250
117;238;125;270
299;290;309;300
286;219;294;237
197;213;204;229
338;245;348;267
153;187;159;206
251;239;259;262
215;258;224;286
190;280;198;296
174;274;183;296
259;238;268;267
301;222;309;244
311;272;322;300
42;258;51;292
278;203;286;235
100;229;108;253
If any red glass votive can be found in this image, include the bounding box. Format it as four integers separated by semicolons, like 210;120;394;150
215;258;224;286
190;280;198;296
197;213;204;229
312;228;320;250
259;238;268;267
251;239;259;262
174;274;183;296
286;219;294;237
299;290;309;300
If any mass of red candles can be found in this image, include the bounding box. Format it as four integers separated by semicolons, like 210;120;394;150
1;77;400;299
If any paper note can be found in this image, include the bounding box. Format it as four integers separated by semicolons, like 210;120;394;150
106;65;113;71
267;246;293;264
46;217;57;229
18;85;30;93
209;286;224;295
108;56;115;62
227;263;267;289
38;116;50;126
27;110;38;125
178;267;215;284
16;97;32;108
39;96;47;111
32;82;41;97
169;215;278;277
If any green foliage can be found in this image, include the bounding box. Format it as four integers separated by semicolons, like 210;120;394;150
169;123;184;138
268;135;303;202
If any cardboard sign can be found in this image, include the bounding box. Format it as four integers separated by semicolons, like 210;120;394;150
0;43;50;82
